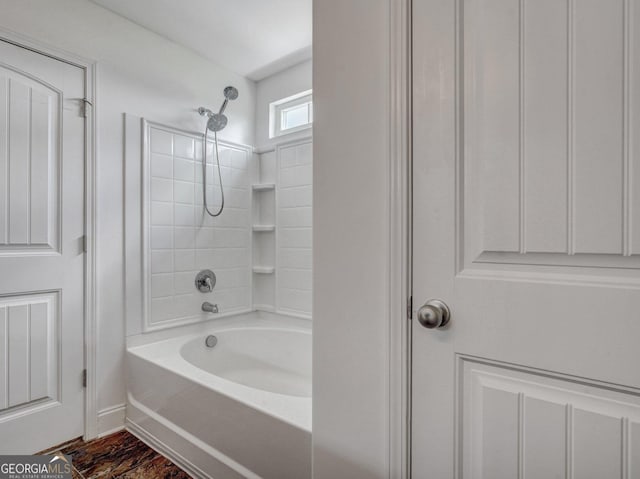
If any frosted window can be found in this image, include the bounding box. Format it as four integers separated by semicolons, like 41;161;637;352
282;103;311;131
270;90;313;138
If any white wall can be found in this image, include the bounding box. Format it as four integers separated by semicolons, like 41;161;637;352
0;0;255;434
255;60;312;150
313;0;391;478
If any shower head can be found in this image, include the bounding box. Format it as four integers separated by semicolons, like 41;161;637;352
198;86;239;132
218;85;239;116
224;86;239;101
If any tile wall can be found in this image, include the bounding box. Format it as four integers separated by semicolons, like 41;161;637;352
148;126;251;327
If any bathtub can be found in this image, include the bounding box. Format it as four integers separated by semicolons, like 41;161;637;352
125;311;311;479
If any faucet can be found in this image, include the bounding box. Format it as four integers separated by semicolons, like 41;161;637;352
202;302;219;313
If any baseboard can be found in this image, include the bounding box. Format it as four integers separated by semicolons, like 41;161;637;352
97;404;125;437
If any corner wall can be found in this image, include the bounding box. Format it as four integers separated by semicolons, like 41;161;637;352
313;0;391;478
0;0;256;436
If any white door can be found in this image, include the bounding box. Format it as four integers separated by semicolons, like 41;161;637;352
412;0;640;477
0;40;85;453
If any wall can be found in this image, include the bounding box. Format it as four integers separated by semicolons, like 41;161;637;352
313;0;391;478
255;60;312;150
0;0;255;435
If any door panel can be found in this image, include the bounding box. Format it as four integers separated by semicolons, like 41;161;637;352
0;40;85;453
412;0;640;477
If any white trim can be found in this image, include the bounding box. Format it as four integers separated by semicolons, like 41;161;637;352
0;27;99;442
97;404;126;437
388;0;412;477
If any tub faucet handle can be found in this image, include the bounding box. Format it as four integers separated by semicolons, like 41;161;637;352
195;270;216;293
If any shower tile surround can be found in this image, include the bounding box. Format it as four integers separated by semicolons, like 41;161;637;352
147;126;252;328
127;118;313;332
277;140;312;317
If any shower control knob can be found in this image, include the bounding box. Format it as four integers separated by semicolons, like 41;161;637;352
417;299;451;329
195;270;216;293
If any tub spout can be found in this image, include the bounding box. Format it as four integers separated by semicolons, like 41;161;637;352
202;302;219;313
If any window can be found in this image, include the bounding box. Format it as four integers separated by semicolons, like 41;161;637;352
270;90;313;138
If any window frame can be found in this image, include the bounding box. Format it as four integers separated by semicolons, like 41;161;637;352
270;89;313;138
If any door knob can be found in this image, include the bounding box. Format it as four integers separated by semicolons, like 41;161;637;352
417;299;451;329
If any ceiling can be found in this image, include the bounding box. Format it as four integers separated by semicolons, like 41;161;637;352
89;0;312;81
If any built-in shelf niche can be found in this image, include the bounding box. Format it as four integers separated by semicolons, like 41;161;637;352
252;150;277;311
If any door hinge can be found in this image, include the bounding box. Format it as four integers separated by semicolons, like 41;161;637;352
82;234;87;253
82;369;87;388
407;295;413;320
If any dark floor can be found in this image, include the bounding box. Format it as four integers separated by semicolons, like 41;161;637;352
38;430;191;479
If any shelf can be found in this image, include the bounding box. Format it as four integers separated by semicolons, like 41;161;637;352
253;225;275;232
252;266;275;274
252;183;276;191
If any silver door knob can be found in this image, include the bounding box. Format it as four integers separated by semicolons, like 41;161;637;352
417;299;451;329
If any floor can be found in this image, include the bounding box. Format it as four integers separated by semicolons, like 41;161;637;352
38;430;190;478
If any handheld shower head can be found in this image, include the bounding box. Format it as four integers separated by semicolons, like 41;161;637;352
207;113;228;132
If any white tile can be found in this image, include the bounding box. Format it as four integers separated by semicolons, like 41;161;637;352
280;208;312;227
151;273;173;298
279;188;298;208
173;293;198;319
174;158;195;182
174;135;195;159
151;296;175;322
151;250;173;273
279;289;312;314
280;146;297;168
195;227;214;249
174;249;195;272
174;204;194;226
296;142;313;165
195;249;216;266
151;226;173;249
151;201;173;226
219;147;232;167
280;249;312;269
232;149;247;169
174;227;195;249
151;153;173;179
174;181;194;204
194;140;203;160
280;269;312;291
174;271;195;294
150;128;173;155
151;178;173;202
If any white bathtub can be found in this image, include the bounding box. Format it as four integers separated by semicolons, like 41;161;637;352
126;311;311;479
